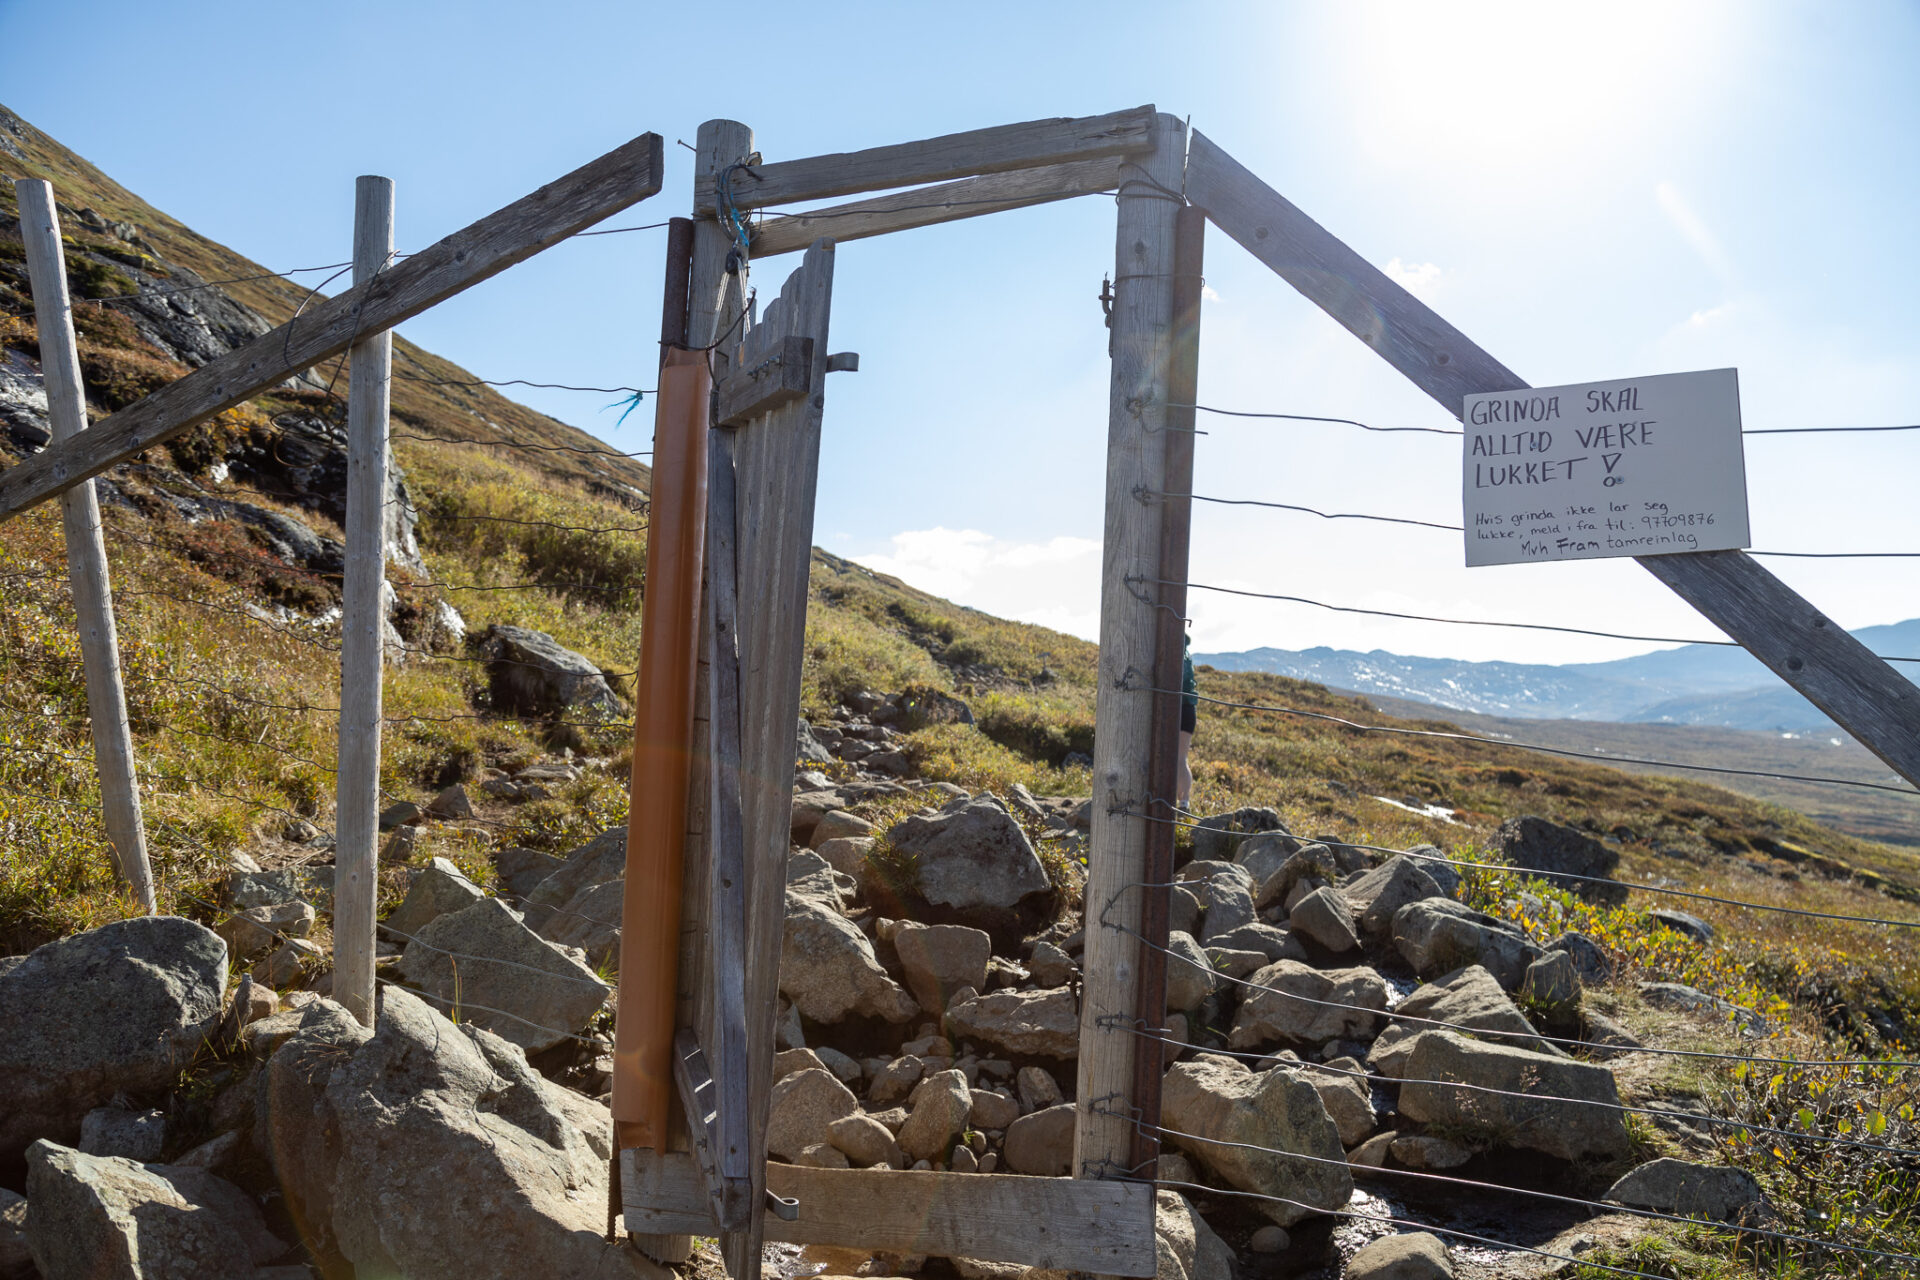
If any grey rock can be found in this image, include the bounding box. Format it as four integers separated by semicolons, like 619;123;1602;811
471;625;623;718
1388;1135;1472;1170
1581;1009;1645;1057
1520;950;1582;1015
1347;1132;1395;1168
426;783;474;820
378;801;421;832
1248;1224;1291;1255
1190;807;1289;862
1017;1065;1063;1112
1392;898;1543;990
519;826;627;930
781;891;917;1024
381;857;484;940
538;878;624;972
970;1088;1020;1131
1346;1231;1453;1279
1233;830;1302;889
1002;1103;1075;1176
1160;1057;1351;1226
1155;1189;1236;1280
1027;940;1077;989
229;867;332;911
1606;1158;1771;1224
25;1141;284;1279
827;1113;905;1168
1293;1060;1375;1147
1548;931;1618;984
816;836;875;880
797;718;835;765
1649;909;1715;945
1177;860;1252;887
897;1069;972;1162
1368;965;1557;1077
1165;931;1217;1011
216;900;316;961
258;986;654;1278
869;1056;926;1105
396;897;611;1052
893;923;993;1015
1229;960;1388;1051
1198;873;1258;945
787;848;854;913
0;1187;27;1280
1497;816;1625;904
78;1107;167;1163
1168;883;1204;938
494;847;565;902
811;809;877;848
1290;885;1361;953
768;1068;860;1161
813;1045;863;1084
251;938;323;989
944;988;1079;1059
0;918;226;1180
1403;847;1460;896
1205;946;1270;980
773;1047;828;1080
1397;1030;1631;1161
883;795;1052;930
1345;856;1446;939
1207;922;1307;963
1254;843;1343;911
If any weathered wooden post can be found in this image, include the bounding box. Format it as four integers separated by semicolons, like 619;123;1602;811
332;175;395;1028
14;179;155;913
1075;113;1187;1184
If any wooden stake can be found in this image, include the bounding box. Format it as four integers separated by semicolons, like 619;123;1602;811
332;175;394;1028
1074;114;1187;1188
1131;203;1205;1175
13;180;155;914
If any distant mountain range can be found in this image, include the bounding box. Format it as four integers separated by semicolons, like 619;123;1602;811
1195;618;1920;732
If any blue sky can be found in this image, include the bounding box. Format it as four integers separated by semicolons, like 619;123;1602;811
6;1;1918;663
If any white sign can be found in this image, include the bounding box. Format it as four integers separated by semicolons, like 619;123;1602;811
1461;368;1749;568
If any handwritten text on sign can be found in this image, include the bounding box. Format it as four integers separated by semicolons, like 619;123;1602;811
1461;368;1749;568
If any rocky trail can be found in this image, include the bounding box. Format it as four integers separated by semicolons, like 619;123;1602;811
0;682;1820;1280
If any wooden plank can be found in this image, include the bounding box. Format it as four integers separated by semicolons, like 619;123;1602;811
724;239;838;1280
14;180;154;912
1184;129;1920;788
749;155;1122;258
331;175;395;1027
695;106;1154;214
623;1153;1158;1276
716;335;812;426
1076;113;1185;1188
1132;204;1206;1173
703;418;752;1225
0;132;664;521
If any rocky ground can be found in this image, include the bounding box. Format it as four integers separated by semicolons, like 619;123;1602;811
0;682;1801;1280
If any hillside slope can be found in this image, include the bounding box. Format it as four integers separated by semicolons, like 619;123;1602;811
3;99;1918;1051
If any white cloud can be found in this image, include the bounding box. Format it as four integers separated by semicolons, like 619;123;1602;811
1201;284;1223;303
1687;302;1735;328
1384;257;1442;298
854;528;1100;640
1655;181;1735;282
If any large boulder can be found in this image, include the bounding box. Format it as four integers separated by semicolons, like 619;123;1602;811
516;826;627;929
892;923;992;1015
1368;965;1559;1076
1344;855;1446;939
1154;1190;1235;1280
881;795;1052;934
1003;1103;1075;1177
395;897;612;1052
381;856;484;939
258;987;659;1279
1397;1031;1631;1161
897;1069;972;1163
1197;873;1258;945
1228;960;1388;1052
24;1141;285;1279
1164;931;1217;1012
470;624;623;718
1253;844;1344;912
945;988;1079;1059
1605;1158;1771;1225
1496;816;1625;904
537;879;625;972
0;918;227;1181
1289;885;1360;954
1160;1057;1351;1226
1347;1231;1453;1280
781;891;917;1024
768;1068;860;1161
1392;899;1543;990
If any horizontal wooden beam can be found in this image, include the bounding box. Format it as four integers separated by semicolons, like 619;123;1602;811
0;133;666;522
622;1151;1157;1276
749;156;1123;257
1185;128;1920;789
696;106;1155;214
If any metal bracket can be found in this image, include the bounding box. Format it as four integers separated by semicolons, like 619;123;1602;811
671;1028;753;1231
716;335;813;426
766;1189;800;1222
825;351;860;373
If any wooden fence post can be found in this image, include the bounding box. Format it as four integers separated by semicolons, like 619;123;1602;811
332;175;395;1028
14;179;155;914
1075;113;1187;1186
